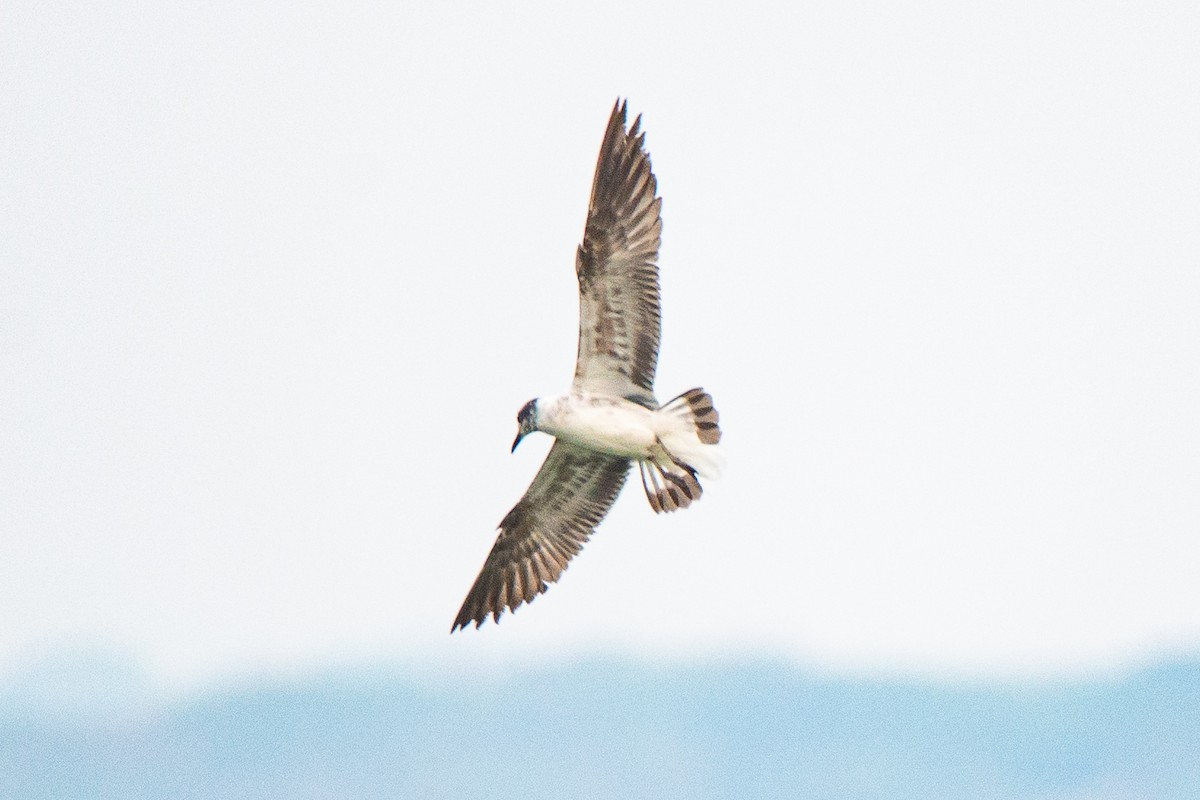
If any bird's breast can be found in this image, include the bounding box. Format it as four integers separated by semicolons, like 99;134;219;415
540;395;657;460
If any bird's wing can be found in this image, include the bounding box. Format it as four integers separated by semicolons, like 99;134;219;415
452;441;630;631
572;99;663;407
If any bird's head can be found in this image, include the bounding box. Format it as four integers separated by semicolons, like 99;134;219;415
512;399;539;452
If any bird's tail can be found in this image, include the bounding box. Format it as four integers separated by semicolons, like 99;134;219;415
638;388;724;514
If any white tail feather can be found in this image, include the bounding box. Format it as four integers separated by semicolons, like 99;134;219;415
638;388;724;513
658;387;723;475
660;428;725;480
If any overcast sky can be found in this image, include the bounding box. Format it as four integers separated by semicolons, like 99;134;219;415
2;1;1198;690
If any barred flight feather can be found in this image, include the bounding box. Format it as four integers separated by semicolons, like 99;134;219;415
452;442;629;631
573;100;663;406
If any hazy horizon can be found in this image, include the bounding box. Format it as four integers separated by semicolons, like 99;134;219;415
5;656;1200;799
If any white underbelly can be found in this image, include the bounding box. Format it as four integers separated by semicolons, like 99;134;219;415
542;397;658;460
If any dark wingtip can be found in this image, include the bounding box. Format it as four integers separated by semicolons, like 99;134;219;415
611;98;628;130
450;611;483;634
451;598;481;633
449;600;511;633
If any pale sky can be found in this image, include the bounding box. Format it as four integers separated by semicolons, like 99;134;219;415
2;1;1198;689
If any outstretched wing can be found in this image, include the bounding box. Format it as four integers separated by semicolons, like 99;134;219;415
573;99;663;406
452;442;630;631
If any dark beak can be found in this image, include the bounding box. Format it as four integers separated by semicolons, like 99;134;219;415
511;431;526;453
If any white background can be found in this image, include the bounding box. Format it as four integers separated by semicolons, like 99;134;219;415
2;1;1198;689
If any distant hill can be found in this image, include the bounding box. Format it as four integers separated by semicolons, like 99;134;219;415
2;659;1198;799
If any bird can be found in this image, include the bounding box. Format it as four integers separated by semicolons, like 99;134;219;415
451;100;723;632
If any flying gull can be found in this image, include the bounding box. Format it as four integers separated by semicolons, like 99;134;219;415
452;100;723;632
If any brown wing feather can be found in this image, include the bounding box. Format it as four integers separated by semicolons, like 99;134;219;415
573;99;663;405
451;442;630;631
